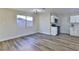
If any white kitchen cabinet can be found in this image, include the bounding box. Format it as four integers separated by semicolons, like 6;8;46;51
70;16;76;23
70;24;79;36
70;27;76;36
70;18;79;37
70;15;79;23
51;16;55;23
70;15;79;36
51;27;57;35
76;16;79;22
51;15;58;23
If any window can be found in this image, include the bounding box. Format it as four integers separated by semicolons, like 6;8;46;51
17;15;26;28
26;16;33;27
17;15;33;28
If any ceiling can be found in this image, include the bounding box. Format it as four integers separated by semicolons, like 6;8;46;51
14;8;79;15
53;8;79;15
14;8;51;13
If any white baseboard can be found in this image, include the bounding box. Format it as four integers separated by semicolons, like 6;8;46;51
0;32;37;42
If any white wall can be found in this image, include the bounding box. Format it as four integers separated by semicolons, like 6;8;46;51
39;12;51;35
0;9;38;41
55;12;79;35
33;14;39;32
0;8;75;42
57;15;70;34
38;12;71;35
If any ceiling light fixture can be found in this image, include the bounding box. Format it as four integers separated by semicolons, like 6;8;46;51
31;8;45;14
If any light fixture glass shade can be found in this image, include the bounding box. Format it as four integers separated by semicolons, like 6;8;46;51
31;9;45;13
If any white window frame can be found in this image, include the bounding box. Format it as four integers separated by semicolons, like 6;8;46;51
17;15;34;28
26;16;34;27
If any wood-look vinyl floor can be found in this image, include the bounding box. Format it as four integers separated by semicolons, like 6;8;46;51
0;33;79;51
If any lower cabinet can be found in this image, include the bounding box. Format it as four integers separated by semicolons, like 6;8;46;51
51;27;58;35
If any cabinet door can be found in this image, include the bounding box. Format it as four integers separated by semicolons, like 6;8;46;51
51;16;55;23
70;16;76;23
70;24;79;36
70;15;79;23
70;27;76;36
75;16;79;23
51;27;57;35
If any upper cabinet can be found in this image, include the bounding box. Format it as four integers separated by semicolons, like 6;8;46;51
70;15;79;23
51;15;58;23
51;16;55;23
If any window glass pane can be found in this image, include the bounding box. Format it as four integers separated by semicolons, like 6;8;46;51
17;15;26;20
26;16;33;21
26;16;33;27
17;15;33;28
17;15;26;28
